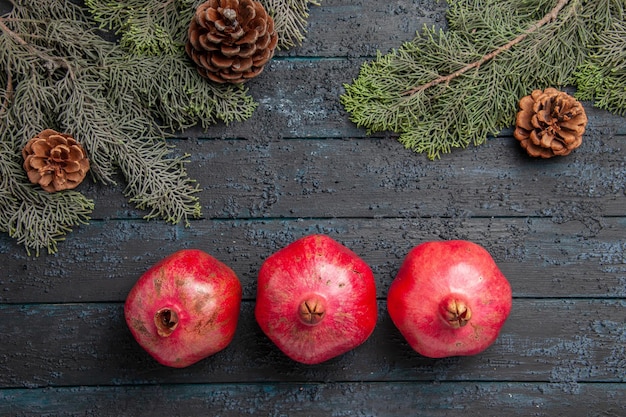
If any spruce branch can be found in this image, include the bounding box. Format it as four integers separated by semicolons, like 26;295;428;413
0;69;12;117
341;0;626;159
0;16;76;79
85;0;195;56
103;52;257;131
573;7;626;115
0;16;22;44
403;0;570;96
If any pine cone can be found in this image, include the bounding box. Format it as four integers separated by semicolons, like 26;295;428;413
186;0;278;84
513;88;588;158
22;129;90;192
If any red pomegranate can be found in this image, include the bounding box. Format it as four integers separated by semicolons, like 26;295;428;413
255;234;378;364
387;240;512;358
124;249;242;367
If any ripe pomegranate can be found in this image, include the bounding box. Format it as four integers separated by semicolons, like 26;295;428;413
387;240;512;358
124;249;242;368
255;234;378;364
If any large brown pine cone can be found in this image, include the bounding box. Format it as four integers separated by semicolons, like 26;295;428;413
186;0;278;84
513;88;588;158
22;129;90;192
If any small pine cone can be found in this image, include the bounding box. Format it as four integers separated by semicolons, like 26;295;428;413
22;129;90;192
186;0;278;84
513;88;588;158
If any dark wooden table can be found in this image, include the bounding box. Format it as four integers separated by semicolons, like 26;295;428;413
2;1;626;416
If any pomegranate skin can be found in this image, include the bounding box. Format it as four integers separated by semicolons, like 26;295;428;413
255;234;378;365
387;240;512;358
124;249;242;368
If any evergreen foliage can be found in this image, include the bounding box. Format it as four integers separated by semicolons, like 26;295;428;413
0;0;315;255
341;0;626;159
85;0;321;52
0;1;204;255
264;0;321;48
572;4;626;114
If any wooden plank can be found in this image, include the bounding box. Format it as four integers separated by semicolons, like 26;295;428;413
2;382;625;417
287;0;449;57
81;129;626;221
1;299;624;388
2;217;625;303
184;133;626;218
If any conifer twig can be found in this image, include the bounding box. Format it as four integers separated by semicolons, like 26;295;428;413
0;17;25;46
402;0;570;96
0;70;12;117
0;16;75;79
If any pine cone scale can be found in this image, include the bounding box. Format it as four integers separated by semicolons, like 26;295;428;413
211;54;234;69
38;172;54;188
222;0;239;9
515;114;533;132
68;145;85;161
232;57;253;72
26;168;42;185
221;44;241;57
213;19;229;32
196;52;211;70
240;5;256;22
206;7;221;22
229;28;246;40
29;140;51;157
236;45;257;58
63;160;81;173
202;32;223;47
243;67;264;79
253;44;274;66
257;32;272;50
66;172;85;182
50;143;71;160
557;129;577;145
236;30;258;45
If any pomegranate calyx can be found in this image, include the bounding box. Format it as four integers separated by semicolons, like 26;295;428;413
439;296;472;329
154;307;179;337
298;295;326;326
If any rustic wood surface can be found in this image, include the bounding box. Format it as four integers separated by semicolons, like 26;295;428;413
1;1;625;416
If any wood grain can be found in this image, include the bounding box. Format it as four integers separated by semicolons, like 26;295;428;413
1;299;625;388
2;217;625;303
78;127;626;221
3;382;625;416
